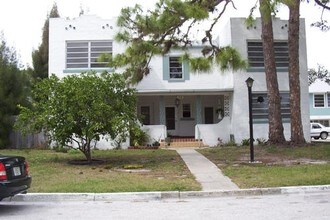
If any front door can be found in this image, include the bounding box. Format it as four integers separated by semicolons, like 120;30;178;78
165;107;176;130
204;107;214;124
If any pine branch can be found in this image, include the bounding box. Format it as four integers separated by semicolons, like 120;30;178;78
314;0;330;10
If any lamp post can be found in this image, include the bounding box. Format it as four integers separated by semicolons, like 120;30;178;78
245;77;254;162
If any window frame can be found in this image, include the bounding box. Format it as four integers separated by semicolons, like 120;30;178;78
169;57;184;80
314;94;325;108
162;55;190;81
247;40;289;72
66;40;112;69
182;103;191;118
252;92;291;123
140;106;151;125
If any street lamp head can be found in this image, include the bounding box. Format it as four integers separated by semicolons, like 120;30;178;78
245;77;254;88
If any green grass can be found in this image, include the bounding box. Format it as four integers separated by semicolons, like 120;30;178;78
198;143;330;188
2;144;329;192
0;149;201;193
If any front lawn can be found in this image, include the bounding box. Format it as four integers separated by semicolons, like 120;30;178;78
198;143;330;188
0;149;201;192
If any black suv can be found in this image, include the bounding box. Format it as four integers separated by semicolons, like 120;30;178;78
0;155;32;201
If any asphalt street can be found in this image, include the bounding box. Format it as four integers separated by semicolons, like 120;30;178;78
0;191;329;220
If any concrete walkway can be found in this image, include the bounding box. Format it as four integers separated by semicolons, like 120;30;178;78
176;148;239;191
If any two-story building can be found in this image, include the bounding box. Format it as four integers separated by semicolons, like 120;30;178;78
49;15;310;148
309;79;330;126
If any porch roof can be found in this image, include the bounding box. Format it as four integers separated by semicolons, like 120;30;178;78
136;88;233;96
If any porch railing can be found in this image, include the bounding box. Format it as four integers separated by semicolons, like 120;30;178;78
195;117;231;147
142;125;167;144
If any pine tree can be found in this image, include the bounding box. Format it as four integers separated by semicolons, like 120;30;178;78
112;0;247;84
258;0;286;144
31;3;60;80
0;36;30;148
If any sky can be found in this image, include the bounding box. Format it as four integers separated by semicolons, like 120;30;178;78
0;0;329;69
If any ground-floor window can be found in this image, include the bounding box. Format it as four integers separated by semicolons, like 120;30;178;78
311;120;330;127
252;92;290;123
182;104;191;118
140;106;150;125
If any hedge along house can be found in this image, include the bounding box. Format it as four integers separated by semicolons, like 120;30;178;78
49;15;310;148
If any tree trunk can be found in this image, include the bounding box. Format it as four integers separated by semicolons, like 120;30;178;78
259;0;286;144
80;141;92;163
288;0;306;144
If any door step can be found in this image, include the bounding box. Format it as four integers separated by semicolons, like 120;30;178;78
160;138;205;148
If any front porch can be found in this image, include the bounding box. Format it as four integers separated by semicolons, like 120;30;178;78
137;93;232;147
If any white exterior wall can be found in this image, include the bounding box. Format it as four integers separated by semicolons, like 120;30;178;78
49;15;130;149
227;18;310;143
60;135;130;150
195;117;231;146
49;15;311;146
49;15;125;78
136;48;234;92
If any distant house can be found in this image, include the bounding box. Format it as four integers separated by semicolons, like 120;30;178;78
309;80;330;126
49;15;310;148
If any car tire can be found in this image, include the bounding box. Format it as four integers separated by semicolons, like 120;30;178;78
320;132;328;140
314;137;319;140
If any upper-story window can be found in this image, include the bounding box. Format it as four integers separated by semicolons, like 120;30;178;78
169;57;183;79
314;94;325;107
66;41;112;68
247;41;289;70
328;93;330;107
163;56;190;81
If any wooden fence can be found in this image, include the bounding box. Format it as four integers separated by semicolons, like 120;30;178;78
9;131;48;149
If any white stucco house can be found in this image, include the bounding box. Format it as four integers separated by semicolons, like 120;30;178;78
49;15;310;148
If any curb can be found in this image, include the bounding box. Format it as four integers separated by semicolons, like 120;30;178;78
4;185;330;202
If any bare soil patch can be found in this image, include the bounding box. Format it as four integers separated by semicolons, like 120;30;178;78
113;168;151;173
67;159;105;165
237;152;329;166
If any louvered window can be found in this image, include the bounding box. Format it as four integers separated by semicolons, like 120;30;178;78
66;41;112;68
314;94;325;107
247;41;289;69
252;92;290;123
169;57;183;79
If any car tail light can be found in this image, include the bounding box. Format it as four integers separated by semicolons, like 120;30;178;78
0;162;7;181
24;161;29;176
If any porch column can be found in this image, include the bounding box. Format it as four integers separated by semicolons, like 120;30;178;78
195;95;202;124
159;96;165;125
224;94;230;117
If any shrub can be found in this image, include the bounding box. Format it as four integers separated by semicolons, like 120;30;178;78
223;140;237;147
256;138;267;145
241;138;250;146
129;126;149;147
53;146;68;153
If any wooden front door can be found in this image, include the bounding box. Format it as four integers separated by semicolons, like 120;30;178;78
165;107;176;130
204;107;214;124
